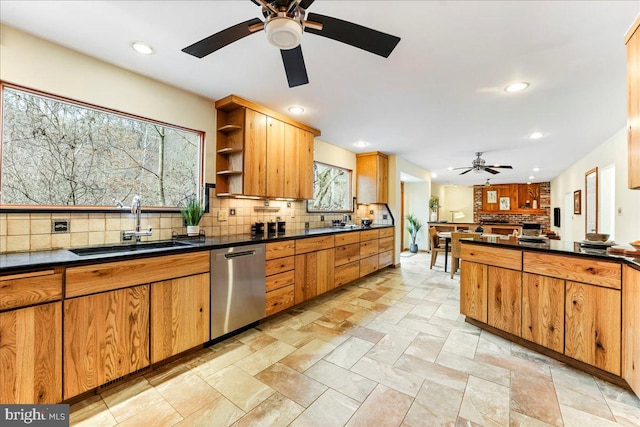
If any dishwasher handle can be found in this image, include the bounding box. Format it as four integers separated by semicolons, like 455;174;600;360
216;247;263;261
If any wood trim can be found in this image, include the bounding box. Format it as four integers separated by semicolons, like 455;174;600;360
266;240;296;260
460;244;522;270
465;317;632;391
0;270;56;281
625;14;640;44
0;272;63;311
523;252;621;289
214;94;321;136
295;235;335;255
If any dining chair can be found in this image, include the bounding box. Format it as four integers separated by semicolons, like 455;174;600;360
450;231;481;278
429;227;446;269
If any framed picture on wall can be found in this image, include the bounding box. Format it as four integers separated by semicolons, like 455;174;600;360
499;197;510;210
487;190;497;204
573;189;581;214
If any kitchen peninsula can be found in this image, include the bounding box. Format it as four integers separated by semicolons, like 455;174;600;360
459;236;640;397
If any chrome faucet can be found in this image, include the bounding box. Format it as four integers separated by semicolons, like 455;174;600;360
121;195;152;242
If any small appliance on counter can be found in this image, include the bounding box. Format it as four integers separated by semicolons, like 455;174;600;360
267;221;277;235
361;218;373;228
277;221;286;234
251;222;264;237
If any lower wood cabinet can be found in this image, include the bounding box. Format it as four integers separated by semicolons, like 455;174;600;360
63;285;150;399
522;273;564;354
623;265;640;396
266;285;295;316
295;249;335;303
359;255;378;277
460;260;488;323
565;281;621;375
487;266;522;336
151;274;210;363
335;261;360;287
0;302;62;404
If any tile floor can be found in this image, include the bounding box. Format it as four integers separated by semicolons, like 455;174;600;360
70;252;640;427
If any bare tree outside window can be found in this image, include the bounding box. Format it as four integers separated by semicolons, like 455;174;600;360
1;85;202;208
307;162;352;212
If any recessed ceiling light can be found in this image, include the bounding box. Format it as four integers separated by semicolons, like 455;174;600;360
431;172;437;178
288;106;304;114
130;41;154;55
447;167;454;171
532;167;540;172
353;141;369;148
528;132;544;140
528;175;535;180
505;82;529;93
527;181;531;185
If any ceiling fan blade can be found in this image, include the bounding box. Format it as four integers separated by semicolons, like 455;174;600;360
452;167;473;170
281;46;309;87
299;0;315;9
459;169;473;175
489;165;513;169
484;168;500;175
304;13;400;58
182;18;263;58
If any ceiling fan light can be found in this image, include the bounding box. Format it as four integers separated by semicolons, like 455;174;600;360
266;17;302;50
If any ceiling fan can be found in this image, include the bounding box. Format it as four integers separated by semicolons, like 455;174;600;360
181;0;401;88
453;152;513;175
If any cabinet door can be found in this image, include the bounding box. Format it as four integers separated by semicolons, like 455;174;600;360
298;130;315;200
283;123;300;199
151;274;210;363
63;285;149;399
244;109;267;196
522;273;564;353
460;260;487;323
0;302;61;404
487;267;522;336
266;116;285;198
565;281;621;375
356;152;388;204
295;248;335;304
628;25;640;189
376;153;389;203
623;265;640;395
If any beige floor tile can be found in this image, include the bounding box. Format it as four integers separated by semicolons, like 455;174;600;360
234;392;303;427
173;395;244;427
286;310;324;330
510;370;562;426
552;367;615;421
188;342;254;378
262;324;315;348
69;395;117;427
345;384;413;427
351;356;423;397
279;338;337;372
343;325;386;343
366;318;420;341
475;351;551;378
436;351;511;387
297;322;351;346
459;375;510;427
205;365;274;412
398;316;452;338
394;354;469;392
440;330;480;360
404;332;446;363
560;404;622;427
455;417;483;427
115;400;182;427
234;329;278;351
595;377;640;409
305;359;377;402
606;399;640;427
324;336;375;369
510;411;557;427
290;389;360;427
255;363;327;407
100;377;164;423
314;308;359;329
234;340;297;375
344;307;380;326
404;379;464;427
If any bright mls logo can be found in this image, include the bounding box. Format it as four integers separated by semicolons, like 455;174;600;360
1;405;69;426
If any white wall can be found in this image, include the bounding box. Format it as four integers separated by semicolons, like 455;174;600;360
551;128;640;244
313;139;357;190
432;185;474;223
0;24;217;182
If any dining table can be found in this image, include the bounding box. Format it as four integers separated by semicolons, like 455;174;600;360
437;231;452;272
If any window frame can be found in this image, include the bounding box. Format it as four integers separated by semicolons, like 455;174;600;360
0;82;206;213
306;161;354;213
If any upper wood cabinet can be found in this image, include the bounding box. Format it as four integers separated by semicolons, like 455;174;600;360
626;15;640;189
479;183;544;214
356;151;388;204
215;95;320;199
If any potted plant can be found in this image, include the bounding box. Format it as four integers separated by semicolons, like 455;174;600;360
181;197;204;236
406;213;423;253
429;196;440;222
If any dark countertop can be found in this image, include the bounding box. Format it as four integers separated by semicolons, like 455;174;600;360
462;236;640;270
0;224;394;273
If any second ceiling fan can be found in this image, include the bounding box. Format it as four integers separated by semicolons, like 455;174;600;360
453;152;513;175
181;0;401;88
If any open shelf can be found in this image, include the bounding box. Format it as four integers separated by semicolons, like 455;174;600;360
216;147;243;155
217;124;242;133
216;170;243;176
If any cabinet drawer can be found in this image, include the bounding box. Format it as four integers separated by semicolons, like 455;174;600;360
378;237;394;253
266;240;295;260
379;227;394;238
266;256;295;276
295;235;335;254
266;284;294;316
335;232;360;246
378;250;393;268
360;255;379;277
335;243;360;266
0;270;62;311
266;270;295;292
335;261;360;287
460;244;522;271
360;239;379;258
66;252;210;298
360;229;379;241
523;252;621;289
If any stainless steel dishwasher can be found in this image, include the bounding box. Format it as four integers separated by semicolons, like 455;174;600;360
210;244;266;340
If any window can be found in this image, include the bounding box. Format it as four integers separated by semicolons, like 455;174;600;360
307;162;353;212
1;84;203;209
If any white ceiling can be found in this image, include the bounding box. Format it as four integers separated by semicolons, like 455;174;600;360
1;0;638;186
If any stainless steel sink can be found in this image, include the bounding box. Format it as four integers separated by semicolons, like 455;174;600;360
70;240;192;256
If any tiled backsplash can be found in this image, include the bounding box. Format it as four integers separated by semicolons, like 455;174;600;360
0;189;392;253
